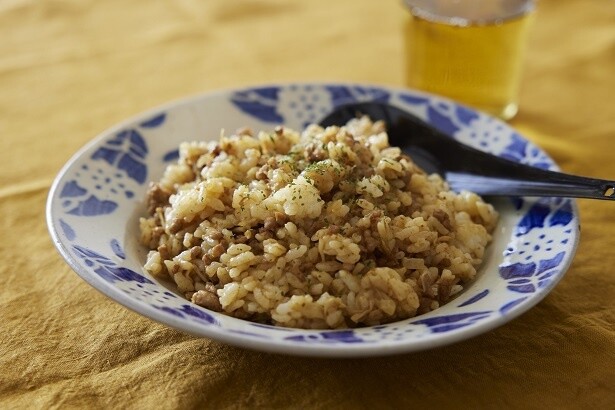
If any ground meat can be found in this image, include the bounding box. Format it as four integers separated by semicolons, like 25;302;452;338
438;257;452;268
168;219;185;234
357;163;376;178
433;209;453;231
342;131;355;146
369;210;382;221
210;243;225;259
255;230;274;240
274;212;288;224
417;297;434;315
234;235;248;244
146;183;171;215
210;231;223;241
255;164;269;180
191;290;222;312
438;280;454;303
327;225;340;234
304;142;327;161
157;244;170;260
152;227;165;244
263;216;278;231
420;269;438;297
190;246;203;259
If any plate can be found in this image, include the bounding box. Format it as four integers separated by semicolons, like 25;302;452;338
46;83;579;357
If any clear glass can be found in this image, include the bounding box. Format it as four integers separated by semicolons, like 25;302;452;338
403;0;535;120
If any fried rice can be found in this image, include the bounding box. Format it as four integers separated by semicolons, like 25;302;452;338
139;117;498;329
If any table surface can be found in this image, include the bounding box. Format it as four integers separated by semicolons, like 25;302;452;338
1;0;614;408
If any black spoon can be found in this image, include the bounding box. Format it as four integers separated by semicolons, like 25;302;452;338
319;102;615;200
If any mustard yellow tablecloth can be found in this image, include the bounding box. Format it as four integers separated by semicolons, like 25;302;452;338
1;0;614;408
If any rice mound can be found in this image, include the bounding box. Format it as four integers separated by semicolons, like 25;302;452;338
140;117;498;329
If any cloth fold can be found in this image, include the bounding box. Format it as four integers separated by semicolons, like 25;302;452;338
1;0;614;407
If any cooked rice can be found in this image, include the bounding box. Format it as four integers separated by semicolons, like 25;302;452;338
139;117;498;329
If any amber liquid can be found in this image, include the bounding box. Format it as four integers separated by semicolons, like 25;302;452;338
405;9;534;119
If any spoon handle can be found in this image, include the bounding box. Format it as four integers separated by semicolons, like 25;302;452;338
447;171;615;200
410;131;615;201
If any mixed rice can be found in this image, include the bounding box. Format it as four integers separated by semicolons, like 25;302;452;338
140;117;498;329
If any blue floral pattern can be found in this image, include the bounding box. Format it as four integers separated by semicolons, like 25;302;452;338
231;85;390;128
72;245;153;284
60;179;118;216
457;289;489;307
499;252;565;293
500;133;552;170
47;84;579;355
57;112;165;219
110;239;126;259
516;198;574;236
499;297;528;315
285;330;364;344
91;129;148;184
59;218;76;240
153;304;218;326
412;311;492;333
230;87;283;123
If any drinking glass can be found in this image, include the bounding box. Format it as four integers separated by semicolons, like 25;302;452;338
404;0;535;120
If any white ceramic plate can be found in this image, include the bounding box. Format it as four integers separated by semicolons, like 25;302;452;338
47;83;579;357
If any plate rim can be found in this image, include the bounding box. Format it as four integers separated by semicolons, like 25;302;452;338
46;81;580;357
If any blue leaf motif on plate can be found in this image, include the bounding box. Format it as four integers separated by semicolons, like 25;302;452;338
325;86;390;106
162;149;179;162
500;133;527;163
72;245;153;284
398;93;431;106
516;198;574;236
457;289;489;307
501;133;551;169
59;178;119;217
516;202;551;236
230;87;283;123
152;304;218;325
549;199;574;227
110;239;125;259
65;195;118;216
139;113;166;128
285;330;364;344
413;311;491;333
60;180;87;197
91;129;148;184
178;304;218;325
73;245;112;261
455;105;480;126
155;306;184;318
499;261;535;293
499;297;528;315
499;251;565;293
427;105;459;135
526;146;552;170
104;266;152;283
59;218;76;241
321;330;363;343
